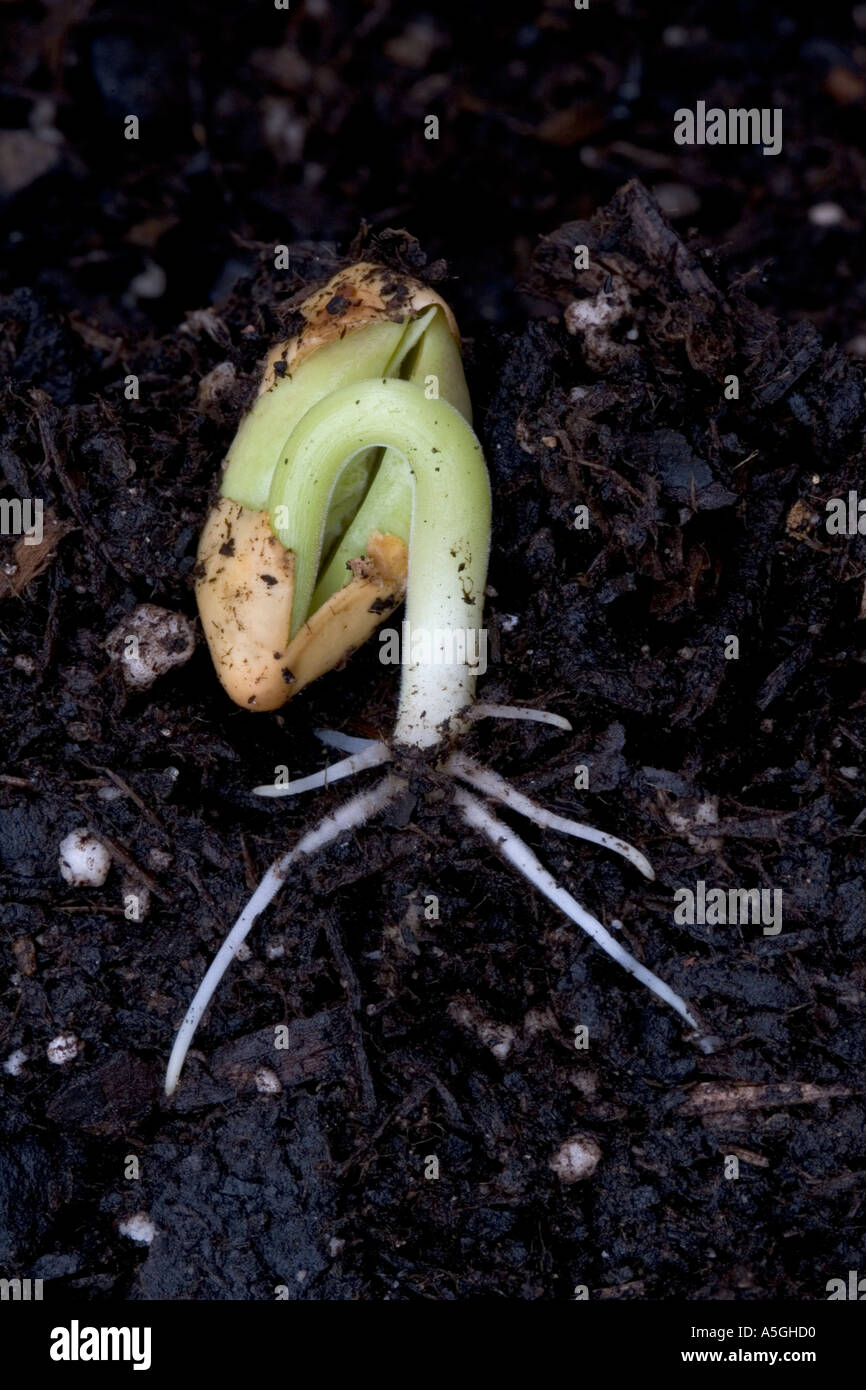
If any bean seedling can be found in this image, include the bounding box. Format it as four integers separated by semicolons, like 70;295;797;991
165;262;699;1095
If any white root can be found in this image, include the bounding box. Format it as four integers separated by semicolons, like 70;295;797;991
253;741;391;797
454;786;697;1031
315;728;382;753
165;773;405;1095
447;752;655;880
170;716;697;1094
468;702;572;732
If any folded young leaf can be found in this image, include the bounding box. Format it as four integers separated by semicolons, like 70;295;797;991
196;261;474;712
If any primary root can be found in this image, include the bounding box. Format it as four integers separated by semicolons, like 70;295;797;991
165;772;404;1095
454;786;697;1031
168;709;700;1096
448;752;655;880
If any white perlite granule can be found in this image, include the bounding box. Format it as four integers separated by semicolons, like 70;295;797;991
549;1134;602;1183
59;829;111;887
118;1213;156;1245
254;1066;282;1095
47;1034;80;1065
105;604;196;690
4;1048;28;1076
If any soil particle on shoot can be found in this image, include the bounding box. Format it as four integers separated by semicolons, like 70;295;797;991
58;829;111;886
105;603;196;690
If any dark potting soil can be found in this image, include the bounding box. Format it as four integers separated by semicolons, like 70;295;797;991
1;2;866;1301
